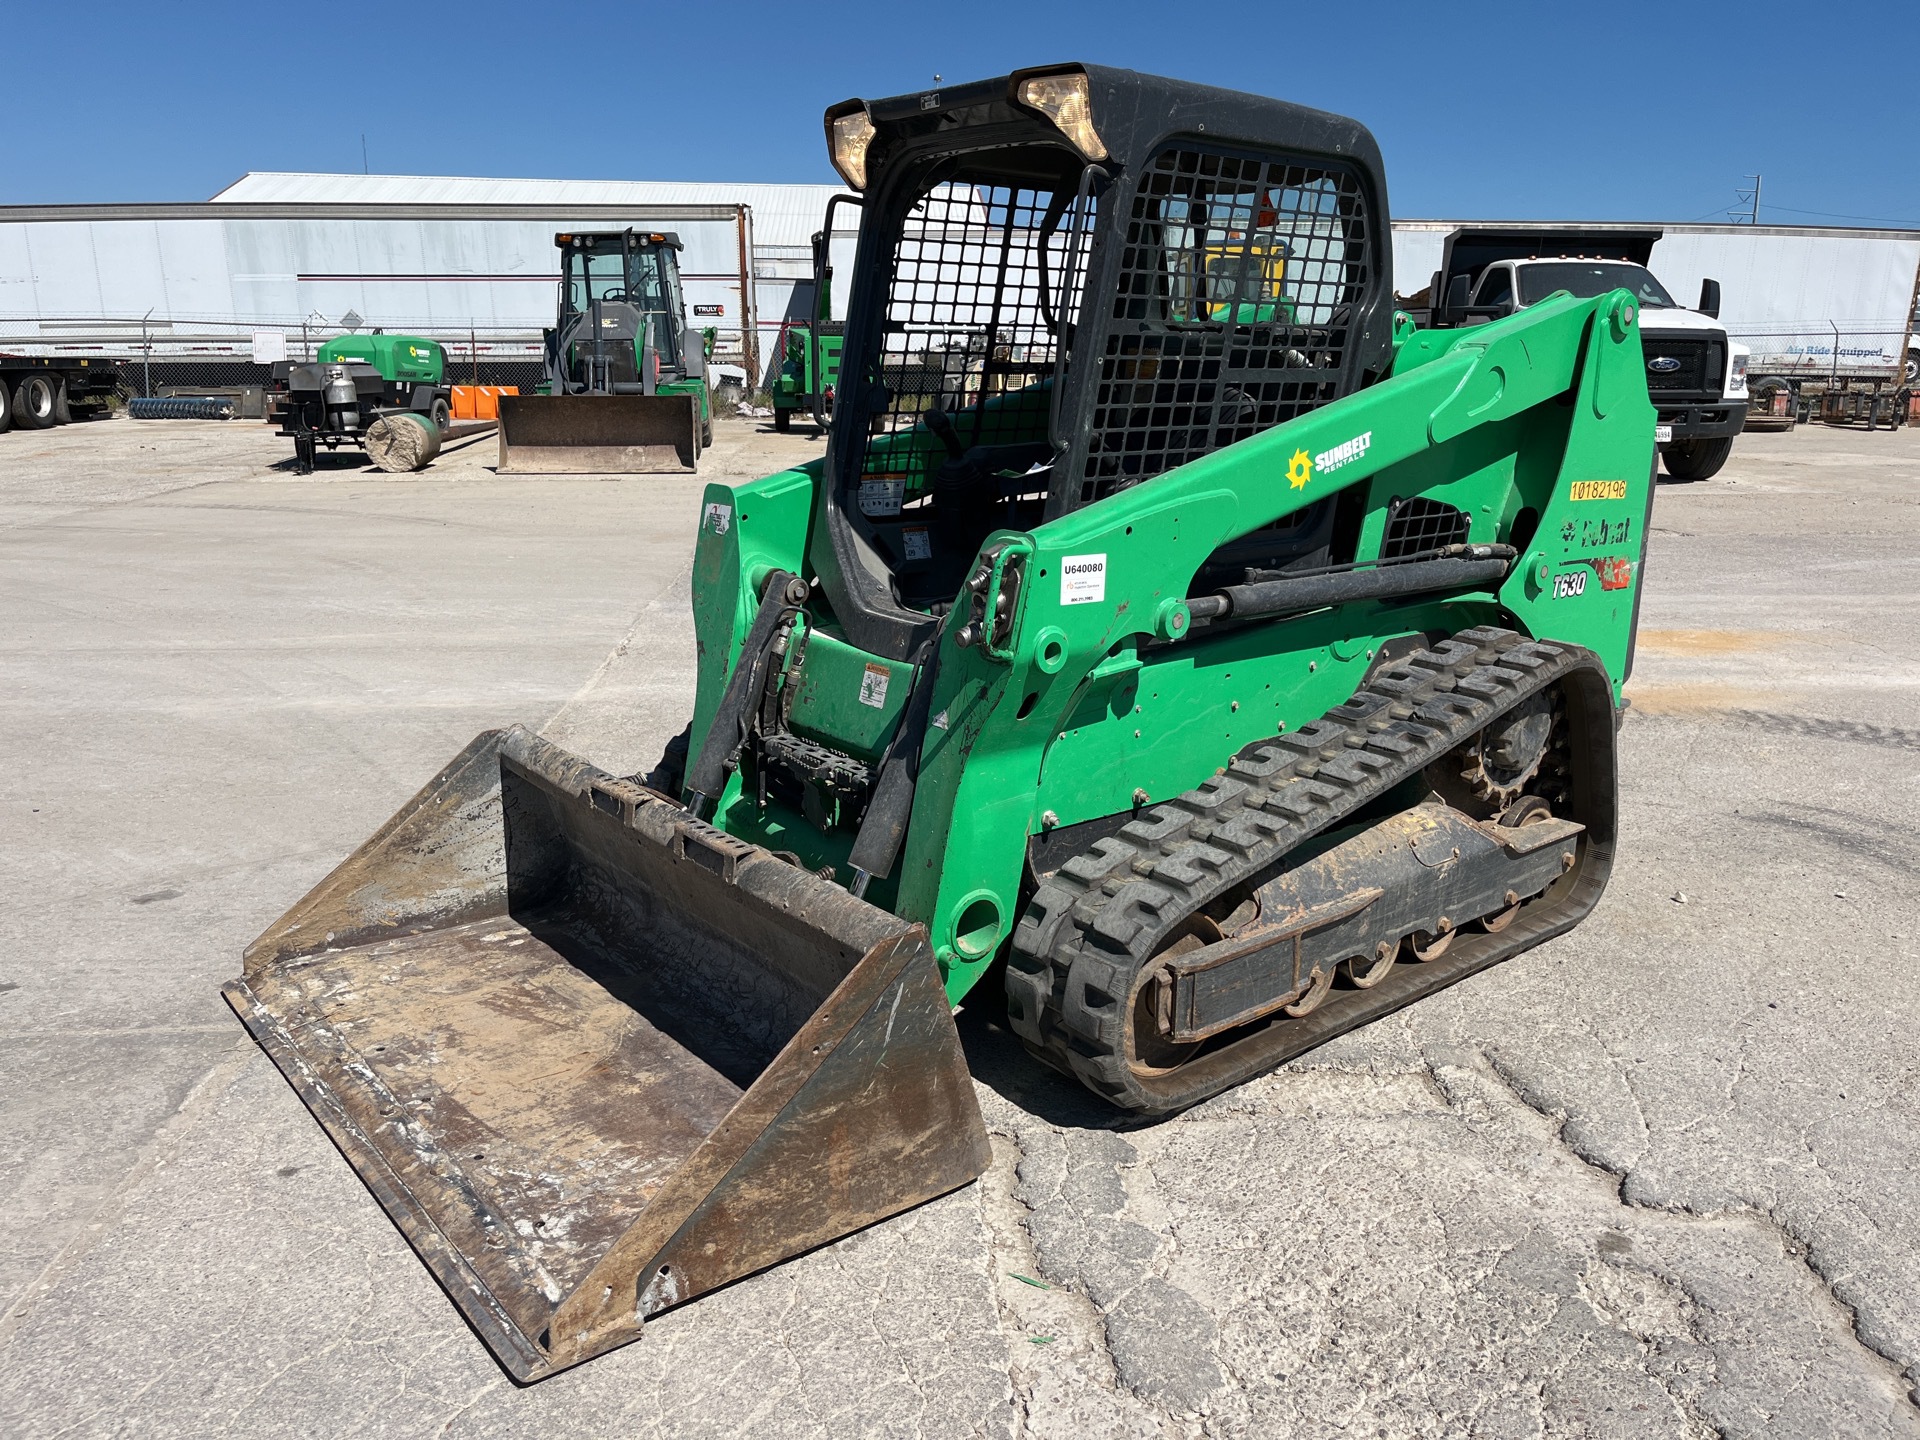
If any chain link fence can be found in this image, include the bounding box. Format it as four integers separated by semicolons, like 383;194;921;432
110;358;548;400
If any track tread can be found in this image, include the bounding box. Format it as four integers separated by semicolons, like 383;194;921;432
1003;627;1598;1113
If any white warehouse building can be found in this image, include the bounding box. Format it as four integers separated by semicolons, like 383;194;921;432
0;172;849;386
3;171;1916;393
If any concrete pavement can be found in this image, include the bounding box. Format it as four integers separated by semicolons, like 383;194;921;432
1;414;1915;1437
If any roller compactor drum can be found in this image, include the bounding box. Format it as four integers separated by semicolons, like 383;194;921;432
227;64;1656;1377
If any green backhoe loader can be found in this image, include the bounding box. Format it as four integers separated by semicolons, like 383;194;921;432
497;229;711;473
227;64;1655;1380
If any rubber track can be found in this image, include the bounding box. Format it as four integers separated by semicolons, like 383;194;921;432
1005;626;1602;1113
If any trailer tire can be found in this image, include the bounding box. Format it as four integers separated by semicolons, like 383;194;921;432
430;396;452;434
1660;436;1734;482
0;375;11;433
773;406;792;433
1906;350;1918;386
12;373;58;430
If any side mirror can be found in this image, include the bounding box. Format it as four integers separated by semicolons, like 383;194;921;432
1697;278;1721;319
1441;273;1472;326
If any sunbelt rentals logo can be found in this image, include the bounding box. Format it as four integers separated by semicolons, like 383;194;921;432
1315;431;1371;475
1289;431;1373;490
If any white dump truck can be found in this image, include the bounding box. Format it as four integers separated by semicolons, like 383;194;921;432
1398;221;1920;453
1415;227;1749;480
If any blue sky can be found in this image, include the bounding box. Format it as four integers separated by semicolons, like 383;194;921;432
11;1;1918;226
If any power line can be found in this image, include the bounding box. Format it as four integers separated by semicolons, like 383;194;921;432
1758;201;1920;227
1687;182;1920;230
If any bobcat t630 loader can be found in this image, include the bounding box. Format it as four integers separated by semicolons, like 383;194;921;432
226;65;1655;1380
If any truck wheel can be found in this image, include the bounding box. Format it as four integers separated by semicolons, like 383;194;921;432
1906;350;1918;386
1660;436;1734;482
430;396;452;434
12;373;58;430
0;376;11;433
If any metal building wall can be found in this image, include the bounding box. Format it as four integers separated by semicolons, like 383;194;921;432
0;202;768;378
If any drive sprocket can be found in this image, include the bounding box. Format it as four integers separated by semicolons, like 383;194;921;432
1427;690;1560;812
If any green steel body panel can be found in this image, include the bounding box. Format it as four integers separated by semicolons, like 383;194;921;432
772;326;844;413
318;334;444;385
687;289;1654;1002
785;631;916;759
658;376;710;426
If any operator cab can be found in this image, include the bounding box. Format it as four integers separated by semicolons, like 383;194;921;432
551;230;692;389
813;66;1393;661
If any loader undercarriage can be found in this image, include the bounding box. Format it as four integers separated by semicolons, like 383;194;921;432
1007;627;1618;1113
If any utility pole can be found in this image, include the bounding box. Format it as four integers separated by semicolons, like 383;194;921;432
1732;173;1761;224
361;134;369;174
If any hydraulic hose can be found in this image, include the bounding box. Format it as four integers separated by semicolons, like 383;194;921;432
846;633;941;896
684;570;806;812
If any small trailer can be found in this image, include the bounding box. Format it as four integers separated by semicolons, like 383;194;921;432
0;354;122;432
266;333;454;472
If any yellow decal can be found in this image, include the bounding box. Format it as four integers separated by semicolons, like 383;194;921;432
1287;448;1313;490
1569;479;1629;501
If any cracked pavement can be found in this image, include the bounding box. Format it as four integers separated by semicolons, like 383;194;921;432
2;417;1917;1437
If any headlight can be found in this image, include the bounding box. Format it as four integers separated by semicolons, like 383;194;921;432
1015;71;1108;162
828;108;877;190
1729;351;1749;394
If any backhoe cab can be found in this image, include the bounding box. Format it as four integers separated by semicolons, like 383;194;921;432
496;229;712;472
230;65;1654;1380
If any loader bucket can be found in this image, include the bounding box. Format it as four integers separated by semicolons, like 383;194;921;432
496;394;701;473
223;726;989;1381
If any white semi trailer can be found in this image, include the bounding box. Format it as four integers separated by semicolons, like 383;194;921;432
1648;225;1920;431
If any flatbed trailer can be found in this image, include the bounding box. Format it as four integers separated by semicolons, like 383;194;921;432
0;354;123;432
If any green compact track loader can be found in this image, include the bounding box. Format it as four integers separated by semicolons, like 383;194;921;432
227;65;1656;1380
497;229;711;473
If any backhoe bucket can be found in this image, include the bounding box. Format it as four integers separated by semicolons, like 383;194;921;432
496;394;701;473
223;726;989;1381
